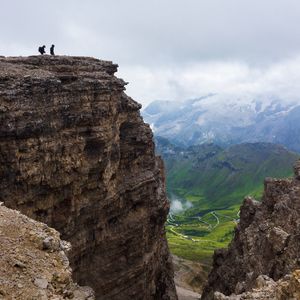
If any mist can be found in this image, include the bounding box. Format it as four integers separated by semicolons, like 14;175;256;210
170;196;193;213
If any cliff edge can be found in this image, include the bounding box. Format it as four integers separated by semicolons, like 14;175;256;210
0;56;177;299
202;160;300;299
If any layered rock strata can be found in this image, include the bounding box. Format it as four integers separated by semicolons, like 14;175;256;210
0;56;177;299
0;204;94;300
202;161;300;299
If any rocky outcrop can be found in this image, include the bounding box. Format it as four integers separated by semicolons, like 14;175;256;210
0;203;94;299
213;270;300;300
202;160;300;299
0;56;177;299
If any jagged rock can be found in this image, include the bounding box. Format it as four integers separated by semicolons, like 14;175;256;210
42;236;60;251
0;56;177;299
267;227;289;254
294;160;300;180
13;259;26;269
34;277;48;289
202;160;300;299
0;205;94;299
212;270;300;299
254;275;276;289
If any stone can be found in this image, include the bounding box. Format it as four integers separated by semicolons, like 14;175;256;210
0;205;95;299
202;165;300;299
211;270;300;299
13;260;26;269
34;278;48;289
0;56;177;299
254;275;275;289
294;160;300;180
268;227;289;254
42;237;59;251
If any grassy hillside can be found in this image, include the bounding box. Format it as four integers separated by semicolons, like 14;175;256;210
156;138;299;263
163;141;298;211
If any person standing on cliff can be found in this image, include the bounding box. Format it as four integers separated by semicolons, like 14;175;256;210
50;45;55;55
38;45;46;55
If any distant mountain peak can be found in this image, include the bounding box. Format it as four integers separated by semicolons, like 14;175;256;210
143;94;300;152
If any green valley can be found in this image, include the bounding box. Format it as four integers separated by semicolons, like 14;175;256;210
156;137;299;265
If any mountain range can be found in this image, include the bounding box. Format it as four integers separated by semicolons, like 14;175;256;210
143;94;300;152
144;94;300;294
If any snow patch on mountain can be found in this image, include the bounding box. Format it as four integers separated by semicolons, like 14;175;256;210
142;93;300;151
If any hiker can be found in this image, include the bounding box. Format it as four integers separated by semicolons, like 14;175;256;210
50;44;55;56
38;45;46;55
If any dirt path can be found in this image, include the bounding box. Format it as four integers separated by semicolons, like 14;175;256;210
176;286;201;300
210;211;220;228
172;255;206;300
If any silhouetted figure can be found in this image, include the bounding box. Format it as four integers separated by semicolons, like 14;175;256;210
50;44;55;56
38;45;46;55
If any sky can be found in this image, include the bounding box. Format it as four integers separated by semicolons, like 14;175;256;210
1;0;300;106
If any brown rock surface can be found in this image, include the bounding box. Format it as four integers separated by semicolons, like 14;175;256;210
201;161;300;299
213;270;300;299
0;56;177;299
0;204;94;299
172;255;204;298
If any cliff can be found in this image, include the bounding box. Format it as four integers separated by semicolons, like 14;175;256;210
0;56;177;299
0;204;94;299
202;161;300;299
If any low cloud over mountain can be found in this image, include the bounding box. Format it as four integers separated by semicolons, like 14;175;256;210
143;94;300;152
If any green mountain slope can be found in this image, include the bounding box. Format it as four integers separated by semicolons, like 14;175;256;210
159;139;299;212
156;137;299;263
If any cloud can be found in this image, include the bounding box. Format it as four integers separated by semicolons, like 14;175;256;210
2;0;300;62
120;56;300;106
170;199;183;213
1;0;300;105
170;196;193;213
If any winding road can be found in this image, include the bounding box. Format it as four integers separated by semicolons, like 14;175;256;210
167;209;238;243
210;211;219;228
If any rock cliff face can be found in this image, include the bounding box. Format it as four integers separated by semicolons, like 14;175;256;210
202;161;300;299
0;56;177;299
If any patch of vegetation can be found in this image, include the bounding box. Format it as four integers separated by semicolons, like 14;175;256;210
166;208;237;264
158;140;299;263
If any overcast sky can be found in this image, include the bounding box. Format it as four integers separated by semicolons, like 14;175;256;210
1;0;300;106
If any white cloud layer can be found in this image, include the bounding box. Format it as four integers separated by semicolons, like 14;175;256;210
1;0;300;106
120;56;300;106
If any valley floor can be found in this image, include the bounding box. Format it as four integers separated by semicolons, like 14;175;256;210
167;207;238;263
173;255;203;300
176;286;201;300
167;206;239;295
